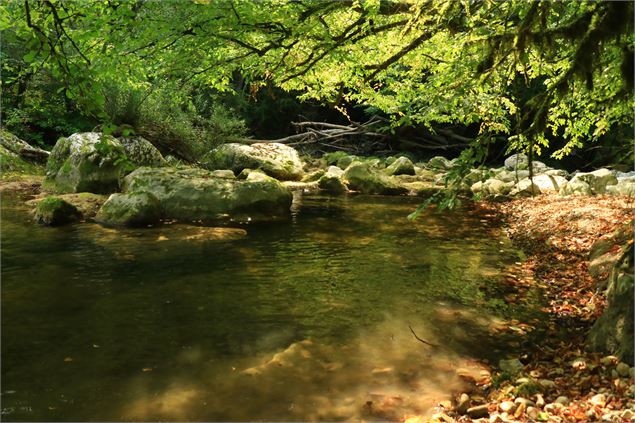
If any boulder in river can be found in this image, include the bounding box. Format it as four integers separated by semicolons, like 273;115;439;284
45;133;129;193
96;166;293;226
34;196;82;226
45;132;167;194
96;192;162;226
202;142;304;181
318;173;347;194
343;162;407;195
384;156;415;176
28;192;107;223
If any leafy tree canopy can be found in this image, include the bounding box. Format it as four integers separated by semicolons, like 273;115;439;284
2;0;633;163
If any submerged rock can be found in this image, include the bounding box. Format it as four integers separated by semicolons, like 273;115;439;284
202;142;304;181
343;162;407;195
96;167;293;226
34;196;82;226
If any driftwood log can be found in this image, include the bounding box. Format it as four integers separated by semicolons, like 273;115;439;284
238;116;472;153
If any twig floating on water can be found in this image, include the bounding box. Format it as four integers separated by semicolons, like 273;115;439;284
408;324;438;348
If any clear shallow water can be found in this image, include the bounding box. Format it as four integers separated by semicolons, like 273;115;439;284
1;192;534;421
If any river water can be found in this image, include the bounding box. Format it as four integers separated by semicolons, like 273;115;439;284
1;191;536;421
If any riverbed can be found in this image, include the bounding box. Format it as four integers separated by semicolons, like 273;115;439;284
1;191;538;421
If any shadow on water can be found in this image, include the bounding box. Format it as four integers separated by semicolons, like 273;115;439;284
1;192;544;421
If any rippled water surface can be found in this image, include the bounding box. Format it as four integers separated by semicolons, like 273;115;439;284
2;192;533;421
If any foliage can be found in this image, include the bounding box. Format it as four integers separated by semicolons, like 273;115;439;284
1;0;632;168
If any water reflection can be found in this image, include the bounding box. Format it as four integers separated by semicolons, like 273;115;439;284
1;193;538;421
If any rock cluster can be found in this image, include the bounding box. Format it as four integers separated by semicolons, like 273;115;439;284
25;132;635;229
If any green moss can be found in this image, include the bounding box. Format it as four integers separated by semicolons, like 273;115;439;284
0;145;43;174
34;196;82;226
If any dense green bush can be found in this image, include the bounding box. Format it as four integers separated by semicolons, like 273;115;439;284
2;72;96;148
103;81;247;161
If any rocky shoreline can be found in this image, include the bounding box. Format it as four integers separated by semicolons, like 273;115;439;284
3;130;633;228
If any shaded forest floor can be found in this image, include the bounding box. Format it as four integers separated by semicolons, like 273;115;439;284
439;194;634;423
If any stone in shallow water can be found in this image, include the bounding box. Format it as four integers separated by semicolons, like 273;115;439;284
343;162;407;195
202;142;304;181
96;167;293;226
384;156;415;176
46;133;128;193
34;196;82;226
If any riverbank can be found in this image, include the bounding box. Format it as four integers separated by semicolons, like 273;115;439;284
418;194;634;423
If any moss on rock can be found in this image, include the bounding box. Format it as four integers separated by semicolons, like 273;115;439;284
343;161;407;195
34;196;82;226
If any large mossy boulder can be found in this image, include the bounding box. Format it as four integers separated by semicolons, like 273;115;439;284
96;167;293;226
45;133;167;194
384;156;415;176
34;196;82;226
45;133;130;194
343;161;407;195
118;136;167;167
202;142;304;181
587;223;634;364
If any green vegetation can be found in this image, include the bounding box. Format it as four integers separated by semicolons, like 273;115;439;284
1;1;631;169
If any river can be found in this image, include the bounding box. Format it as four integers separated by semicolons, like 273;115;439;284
1;191;538;421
